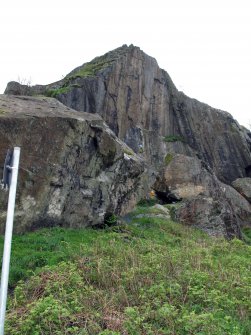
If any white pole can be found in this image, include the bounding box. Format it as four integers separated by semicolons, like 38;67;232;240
0;147;20;335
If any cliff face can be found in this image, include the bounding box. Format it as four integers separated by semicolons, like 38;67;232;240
6;45;251;184
3;45;251;237
0;95;145;233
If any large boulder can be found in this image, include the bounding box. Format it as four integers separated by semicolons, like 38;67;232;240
0;95;145;233
153;154;251;238
232;178;251;203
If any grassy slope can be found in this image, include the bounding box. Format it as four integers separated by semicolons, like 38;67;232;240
0;206;250;335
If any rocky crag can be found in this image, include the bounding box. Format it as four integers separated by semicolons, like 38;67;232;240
2;45;251;237
0;95;145;233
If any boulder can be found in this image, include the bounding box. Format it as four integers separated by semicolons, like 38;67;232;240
153;154;251;238
0;95;145;233
232;178;251;203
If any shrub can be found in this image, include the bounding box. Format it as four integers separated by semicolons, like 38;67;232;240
104;213;118;226
45;86;70;98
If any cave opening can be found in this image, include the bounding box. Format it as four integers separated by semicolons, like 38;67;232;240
245;165;251;178
155;190;182;204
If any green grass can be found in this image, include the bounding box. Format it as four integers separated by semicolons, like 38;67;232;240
45;86;71;98
242;227;251;245
1;211;250;334
0;227;99;287
137;198;158;207
67;59;113;80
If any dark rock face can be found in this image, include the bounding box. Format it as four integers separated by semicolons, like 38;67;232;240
0;95;145;233
153;154;251;238
3;45;251;237
5;45;251;184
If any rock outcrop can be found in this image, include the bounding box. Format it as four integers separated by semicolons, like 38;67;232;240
0;95;145;233
2;45;251;237
5;45;251;184
153;154;251;238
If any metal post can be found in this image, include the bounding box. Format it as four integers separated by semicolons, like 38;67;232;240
0;147;20;335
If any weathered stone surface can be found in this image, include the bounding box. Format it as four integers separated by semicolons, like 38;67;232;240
232;178;251;203
6;45;251;184
3;45;251;238
0;95;145;233
153;154;251;238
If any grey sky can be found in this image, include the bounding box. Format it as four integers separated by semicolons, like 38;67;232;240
1;0;250;127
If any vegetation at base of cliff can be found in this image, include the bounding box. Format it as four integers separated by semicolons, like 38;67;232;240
242;227;251;245
0;228;99;288
104;213;118;226
1;209;250;335
137;198;158;207
163;135;186;143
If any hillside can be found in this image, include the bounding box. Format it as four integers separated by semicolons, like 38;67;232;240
1;205;251;334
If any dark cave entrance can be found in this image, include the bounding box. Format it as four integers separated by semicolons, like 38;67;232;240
155;190;182;204
245;165;251;178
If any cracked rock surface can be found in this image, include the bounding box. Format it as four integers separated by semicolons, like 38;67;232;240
0;95;145;233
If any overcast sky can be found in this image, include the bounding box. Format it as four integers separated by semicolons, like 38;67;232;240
1;0;250;127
